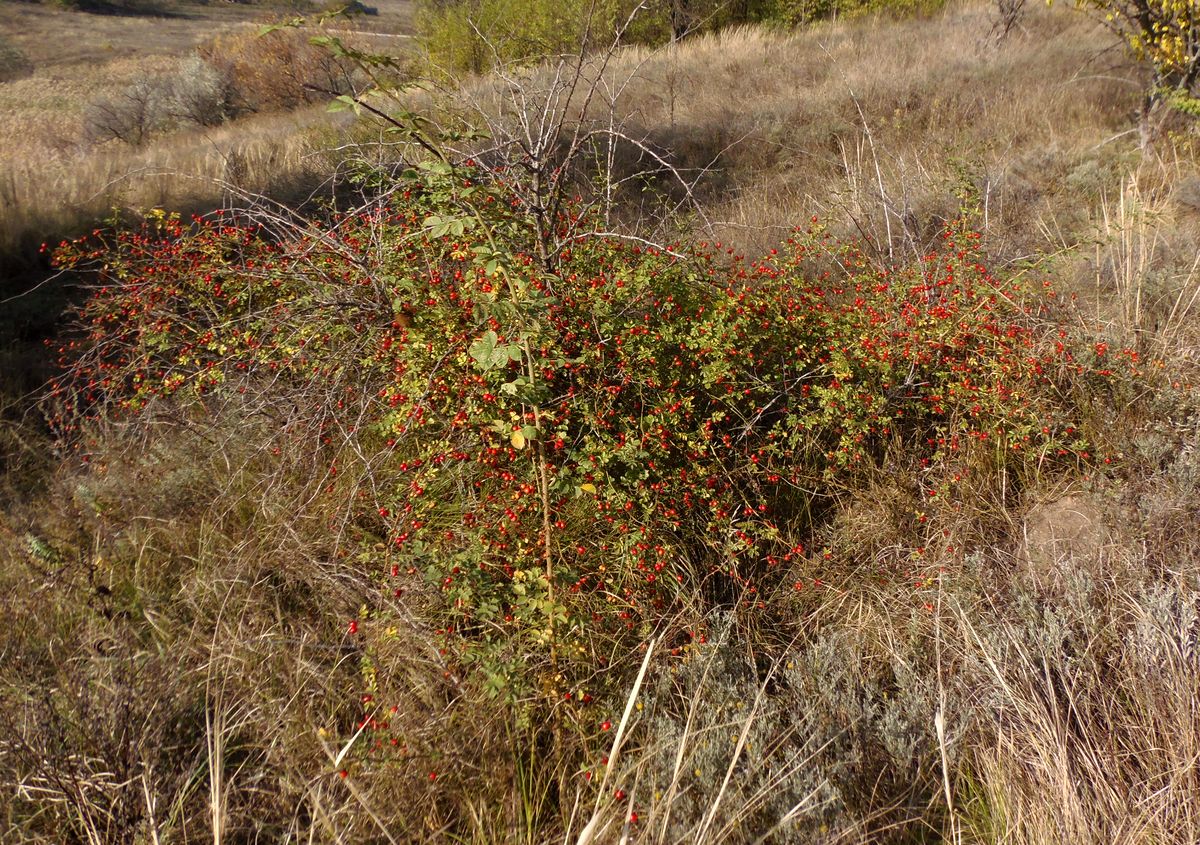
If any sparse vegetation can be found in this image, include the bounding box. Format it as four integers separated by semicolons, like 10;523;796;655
3;0;1200;842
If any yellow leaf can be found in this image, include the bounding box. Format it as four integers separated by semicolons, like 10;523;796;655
580;483;597;494
511;430;526;449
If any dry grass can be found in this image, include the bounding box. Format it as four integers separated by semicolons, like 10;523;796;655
0;105;352;262
0;406;391;841
0;0;414;274
956;561;1200;844
7;407;1199;842
0;3;262;68
564;539;1200;844
1067;172;1200;359
435;0;1199;267
567;1;1200;259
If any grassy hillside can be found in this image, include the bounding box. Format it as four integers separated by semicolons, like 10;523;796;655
2;1;1200;843
0;0;414;277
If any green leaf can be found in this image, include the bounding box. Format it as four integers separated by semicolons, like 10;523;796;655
258;17;304;35
308;35;351;58
469;330;500;369
327;95;359;114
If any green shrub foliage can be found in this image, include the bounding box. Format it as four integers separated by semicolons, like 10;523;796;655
418;0;634;73
50;164;1098;702
418;0;948;72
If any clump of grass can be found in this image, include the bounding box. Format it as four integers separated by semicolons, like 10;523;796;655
565;533;1200;844
0;403;381;842
0;36;32;83
953;553;1200;843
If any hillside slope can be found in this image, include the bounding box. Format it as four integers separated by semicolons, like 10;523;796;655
2;2;1200;843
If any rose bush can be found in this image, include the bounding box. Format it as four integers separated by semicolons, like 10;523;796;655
50;165;1103;709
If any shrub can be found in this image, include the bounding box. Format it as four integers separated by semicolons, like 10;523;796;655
82;58;237;147
167;55;238;128
48;163;1109;717
1050;0;1198;131
415;0;768;72
752;0;947;26
83;78;170;147
417;0;950;72
198;27;358;113
418;0;634;73
318;0;379;14
0;36;32;83
1069;0;1198;99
